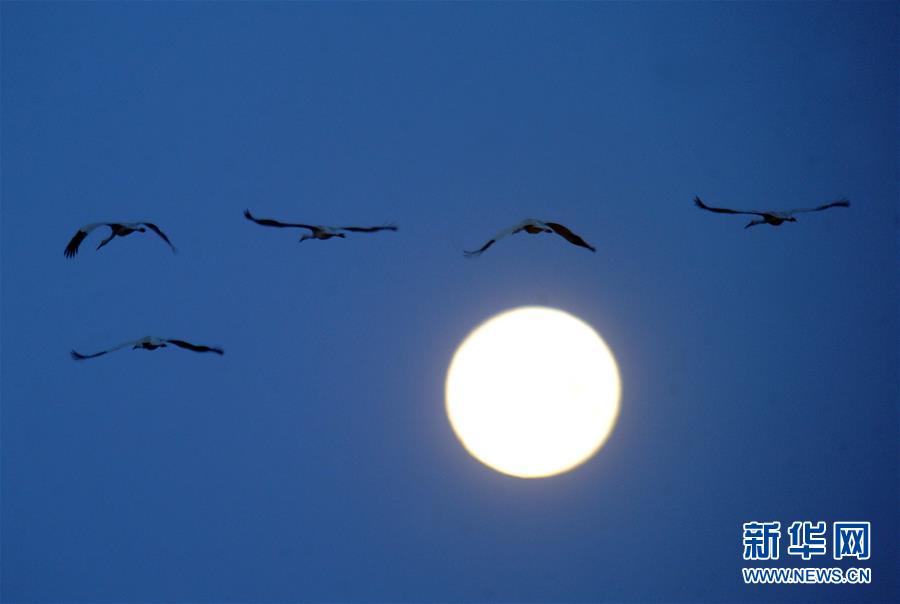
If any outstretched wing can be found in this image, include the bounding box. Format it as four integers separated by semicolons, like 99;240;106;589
463;238;498;257
338;224;398;233
71;349;109;360
166;339;224;355
463;224;522;257
694;197;766;217
243;209;315;231
786;198;850;216
142;223;177;253
64;223;107;258
545;222;596;252
70;339;138;361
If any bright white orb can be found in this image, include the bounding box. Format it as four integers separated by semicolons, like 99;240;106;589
445;306;621;478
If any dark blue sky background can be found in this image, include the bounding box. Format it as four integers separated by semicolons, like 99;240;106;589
2;2;897;602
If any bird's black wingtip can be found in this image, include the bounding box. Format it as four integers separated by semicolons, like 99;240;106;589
71;350;86;361
243;209;253;219
693;196;704;207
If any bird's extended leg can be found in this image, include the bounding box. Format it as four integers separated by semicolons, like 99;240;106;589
744;219;765;229
96;233;116;250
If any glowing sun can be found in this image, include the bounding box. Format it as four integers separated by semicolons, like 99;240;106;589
445;306;621;478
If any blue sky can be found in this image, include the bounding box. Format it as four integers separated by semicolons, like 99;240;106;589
2;2;897;602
